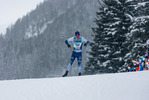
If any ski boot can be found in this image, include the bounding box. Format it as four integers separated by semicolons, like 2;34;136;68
62;71;68;77
78;73;81;76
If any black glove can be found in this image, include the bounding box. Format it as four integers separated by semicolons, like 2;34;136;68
68;44;71;48
84;43;87;46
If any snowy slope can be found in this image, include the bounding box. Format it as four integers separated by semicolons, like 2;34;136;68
0;71;149;100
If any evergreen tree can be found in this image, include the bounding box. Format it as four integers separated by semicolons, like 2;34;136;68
85;0;131;74
124;0;149;64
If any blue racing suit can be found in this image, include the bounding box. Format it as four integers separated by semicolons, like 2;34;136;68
65;36;90;74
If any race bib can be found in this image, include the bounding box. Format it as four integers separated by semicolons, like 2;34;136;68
74;43;81;49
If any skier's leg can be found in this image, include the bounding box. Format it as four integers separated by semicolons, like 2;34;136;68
77;52;82;75
66;52;76;72
63;52;76;77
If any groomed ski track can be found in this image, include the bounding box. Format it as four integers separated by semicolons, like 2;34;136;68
0;71;149;100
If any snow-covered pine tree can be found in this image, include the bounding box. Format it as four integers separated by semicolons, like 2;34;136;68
124;0;149;64
84;0;131;74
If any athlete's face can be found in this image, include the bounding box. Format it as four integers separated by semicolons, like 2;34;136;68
76;34;80;39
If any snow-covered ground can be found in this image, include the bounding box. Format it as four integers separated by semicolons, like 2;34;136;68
0;71;149;100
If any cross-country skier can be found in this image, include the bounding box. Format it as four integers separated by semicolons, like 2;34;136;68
62;31;90;77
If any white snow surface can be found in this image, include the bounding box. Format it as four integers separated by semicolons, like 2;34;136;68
0;71;149;100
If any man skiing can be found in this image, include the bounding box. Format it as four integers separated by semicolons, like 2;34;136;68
62;31;90;77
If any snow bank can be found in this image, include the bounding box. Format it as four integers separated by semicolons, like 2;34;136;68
0;71;149;100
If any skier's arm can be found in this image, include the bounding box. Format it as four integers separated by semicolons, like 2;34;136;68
65;37;73;48
65;40;69;45
82;37;90;46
